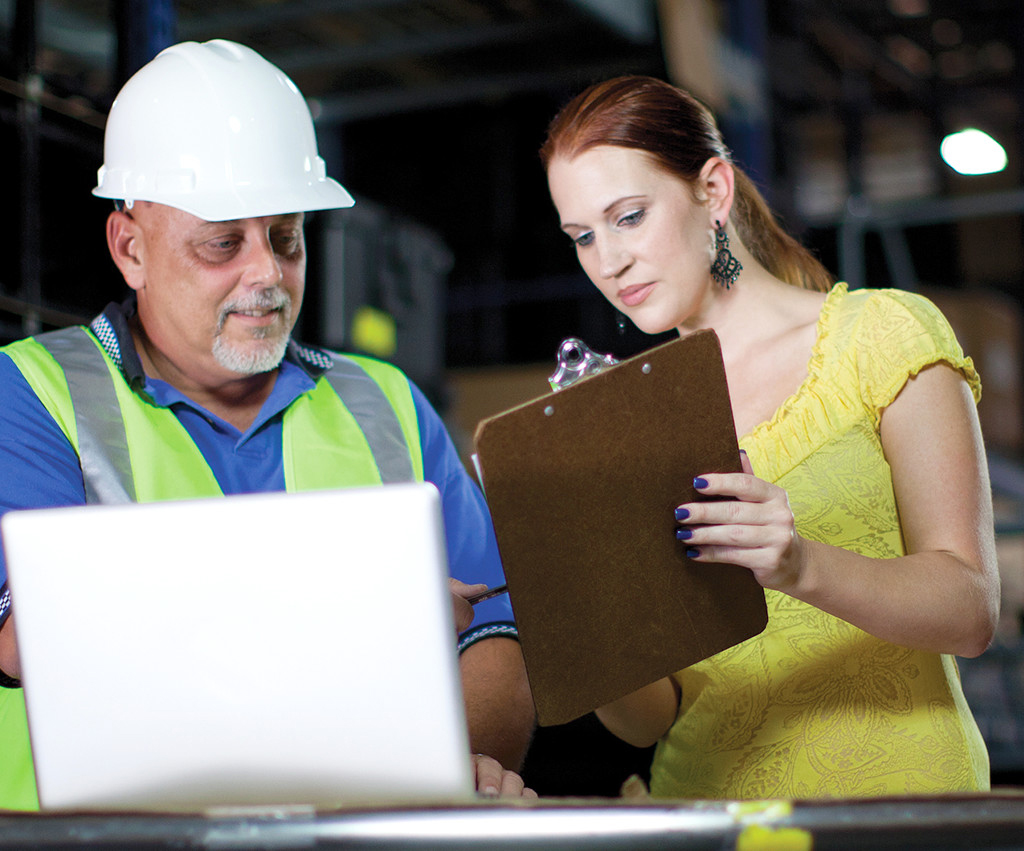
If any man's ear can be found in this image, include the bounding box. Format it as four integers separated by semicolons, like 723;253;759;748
106;210;145;291
698;157;736;228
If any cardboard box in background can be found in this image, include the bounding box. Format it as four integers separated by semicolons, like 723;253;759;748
445;363;554;471
994;535;1024;641
918;286;1024;454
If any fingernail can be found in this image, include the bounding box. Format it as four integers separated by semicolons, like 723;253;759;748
739;449;747;456
686;547;701;559
676;528;692;540
693;477;709;489
675;507;690;521
481;786;499;798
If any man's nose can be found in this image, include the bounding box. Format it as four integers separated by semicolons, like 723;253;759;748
245;233;283;287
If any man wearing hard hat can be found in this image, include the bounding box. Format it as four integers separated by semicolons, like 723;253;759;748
0;40;534;808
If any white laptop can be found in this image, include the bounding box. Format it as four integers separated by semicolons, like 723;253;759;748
1;483;474;812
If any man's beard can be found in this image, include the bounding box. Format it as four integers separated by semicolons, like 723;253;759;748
212;289;293;375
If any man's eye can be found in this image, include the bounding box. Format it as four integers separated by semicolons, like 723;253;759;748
274;233;302;256
204;238;239;254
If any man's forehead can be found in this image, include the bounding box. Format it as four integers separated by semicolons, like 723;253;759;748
140;203;304;229
198;211;306;228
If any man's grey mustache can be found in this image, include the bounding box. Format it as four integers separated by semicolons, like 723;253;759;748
216;290;290;333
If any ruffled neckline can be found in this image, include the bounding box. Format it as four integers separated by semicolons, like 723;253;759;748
742;281;848;447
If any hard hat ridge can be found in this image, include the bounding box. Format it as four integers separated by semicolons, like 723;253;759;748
93;39;354;221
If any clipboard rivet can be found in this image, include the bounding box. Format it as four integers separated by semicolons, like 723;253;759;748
544;405;555;416
642;363;652;374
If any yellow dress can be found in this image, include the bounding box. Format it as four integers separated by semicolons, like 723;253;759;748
649;283;990;800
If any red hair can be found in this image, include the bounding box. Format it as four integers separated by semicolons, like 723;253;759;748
541;76;832;292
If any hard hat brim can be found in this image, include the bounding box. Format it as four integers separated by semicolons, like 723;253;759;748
93;177;355;222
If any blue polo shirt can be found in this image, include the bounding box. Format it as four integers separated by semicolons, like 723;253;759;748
0;301;515;655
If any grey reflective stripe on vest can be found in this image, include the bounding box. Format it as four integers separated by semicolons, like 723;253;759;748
322;353;415;484
35;327;136;504
38;330;413;495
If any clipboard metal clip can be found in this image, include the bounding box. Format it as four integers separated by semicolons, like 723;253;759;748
548;337;619;392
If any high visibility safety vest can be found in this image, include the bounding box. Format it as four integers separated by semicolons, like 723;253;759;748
0;325;423;810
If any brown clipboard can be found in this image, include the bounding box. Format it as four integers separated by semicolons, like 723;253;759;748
472;330;768;726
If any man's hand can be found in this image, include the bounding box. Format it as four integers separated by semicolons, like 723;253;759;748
472;753;537;798
449;578;487;634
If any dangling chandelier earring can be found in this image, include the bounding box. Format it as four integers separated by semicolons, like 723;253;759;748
710;220;742;289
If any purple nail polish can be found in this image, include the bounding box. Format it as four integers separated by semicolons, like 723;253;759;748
693;477;709;490
675;507;690;521
686;547;700;559
676;528;692;540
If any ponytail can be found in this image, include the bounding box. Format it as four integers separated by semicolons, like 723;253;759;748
731;170;833;292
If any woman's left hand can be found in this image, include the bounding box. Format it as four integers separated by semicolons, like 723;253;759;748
674;451;807;592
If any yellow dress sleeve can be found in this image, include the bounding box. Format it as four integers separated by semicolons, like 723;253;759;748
848;288;981;428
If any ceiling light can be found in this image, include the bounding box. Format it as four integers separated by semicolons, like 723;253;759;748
940;128;1008;175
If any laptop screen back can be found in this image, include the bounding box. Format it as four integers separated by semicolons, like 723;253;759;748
2;483;473;811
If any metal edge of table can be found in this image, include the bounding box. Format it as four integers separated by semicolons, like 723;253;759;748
2;792;1024;850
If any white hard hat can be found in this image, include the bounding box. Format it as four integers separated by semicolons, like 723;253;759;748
93;39;354;221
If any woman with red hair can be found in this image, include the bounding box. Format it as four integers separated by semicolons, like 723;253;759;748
542;76;998;799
